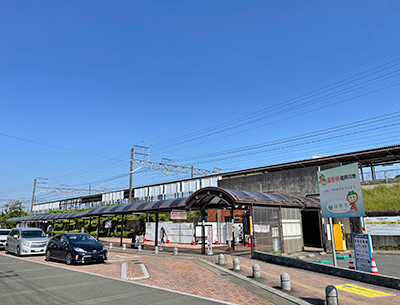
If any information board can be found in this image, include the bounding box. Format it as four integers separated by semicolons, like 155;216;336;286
353;233;372;272
318;163;365;218
365;216;400;236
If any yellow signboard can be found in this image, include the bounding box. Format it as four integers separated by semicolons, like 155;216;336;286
335;284;395;298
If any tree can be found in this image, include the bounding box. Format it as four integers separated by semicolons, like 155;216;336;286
0;200;28;228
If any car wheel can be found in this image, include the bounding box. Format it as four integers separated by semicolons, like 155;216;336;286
16;246;21;257
5;244;9;254
45;250;52;261
65;252;73;265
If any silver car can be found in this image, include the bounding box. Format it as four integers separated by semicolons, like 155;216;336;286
6;227;49;256
0;229;11;249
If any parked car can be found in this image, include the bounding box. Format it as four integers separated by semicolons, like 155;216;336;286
0;229;11;249
6;227;48;256
45;233;107;265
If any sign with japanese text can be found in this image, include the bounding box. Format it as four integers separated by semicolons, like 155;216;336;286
317;163;365;218
365;216;400;236
170;210;187;220
353;233;372;272
207;226;213;246
226;222;233;241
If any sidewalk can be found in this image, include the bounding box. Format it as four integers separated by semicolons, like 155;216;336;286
98;238;399;304
20;238;400;305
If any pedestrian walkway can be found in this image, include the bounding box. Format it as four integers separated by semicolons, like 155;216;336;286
16;238;400;305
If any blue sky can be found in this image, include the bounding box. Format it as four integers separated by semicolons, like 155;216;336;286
1;1;400;209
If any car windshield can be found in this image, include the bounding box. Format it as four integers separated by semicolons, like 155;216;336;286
69;234;97;243
0;231;10;235
21;230;46;238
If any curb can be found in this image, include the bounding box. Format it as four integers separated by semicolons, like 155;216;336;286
109;248;311;304
198;258;311;305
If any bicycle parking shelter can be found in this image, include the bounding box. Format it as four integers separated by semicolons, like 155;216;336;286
7;187;321;256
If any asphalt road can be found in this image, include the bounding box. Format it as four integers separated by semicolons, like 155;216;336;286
0;254;232;305
302;252;400;278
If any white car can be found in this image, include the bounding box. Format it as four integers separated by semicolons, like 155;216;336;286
0;229;11;249
6;227;49;256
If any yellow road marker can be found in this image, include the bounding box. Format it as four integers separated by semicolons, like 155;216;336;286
335;284;395;298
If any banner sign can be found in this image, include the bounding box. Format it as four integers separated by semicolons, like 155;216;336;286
353;233;372;272
170;210;187;220
365;216;400;236
207;226;213;246
226;222;233;241
318;163;365;218
254;224;270;233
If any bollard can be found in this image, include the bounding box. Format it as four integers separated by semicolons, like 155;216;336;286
109;243;113;250
252;264;261;278
173;247;178;256
154;246;159;254
122;244;126;251
218;254;225;265
280;273;290;291
137;245;142;252
326;285;339;305
233;258;240;271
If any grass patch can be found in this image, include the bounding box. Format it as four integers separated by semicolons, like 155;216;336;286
362;184;400;211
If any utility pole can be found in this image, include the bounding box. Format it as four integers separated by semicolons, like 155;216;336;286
31;178;37;214
129;147;134;204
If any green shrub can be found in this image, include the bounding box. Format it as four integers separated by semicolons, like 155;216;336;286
363;184;400;211
110;230;136;238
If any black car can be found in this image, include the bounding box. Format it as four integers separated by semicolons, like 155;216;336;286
45;233;107;265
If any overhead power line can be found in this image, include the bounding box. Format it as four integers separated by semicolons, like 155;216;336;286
148;57;400;152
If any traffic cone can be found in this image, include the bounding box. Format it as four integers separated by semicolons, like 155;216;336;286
192;235;196;245
167;235;170;243
348;254;355;270
215;234;219;245
144;234;147;242
248;237;251;247
371;257;379;274
245;236;249;246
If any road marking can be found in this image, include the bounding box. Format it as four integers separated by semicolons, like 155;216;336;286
240;263;367;305
335;284;396;298
121;262;150;280
107;259;125;262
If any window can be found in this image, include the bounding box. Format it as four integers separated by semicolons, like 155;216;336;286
52;235;61;242
60;235;69;244
21;230;45;238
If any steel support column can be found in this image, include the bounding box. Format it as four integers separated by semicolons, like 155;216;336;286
250;204;254;259
201;209;206;255
96;216;100;240
155;213;159;247
120;215;124;247
230;209;235;250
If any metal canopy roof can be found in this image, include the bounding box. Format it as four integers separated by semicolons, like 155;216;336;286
7;188;319;223
6;212;88;223
185;187;320;210
223;144;400;178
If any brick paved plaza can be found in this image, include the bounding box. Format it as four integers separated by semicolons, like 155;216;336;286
19;238;399;305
